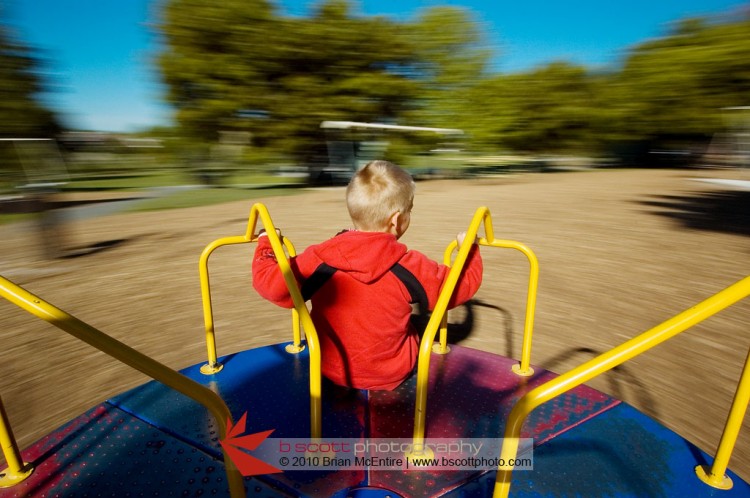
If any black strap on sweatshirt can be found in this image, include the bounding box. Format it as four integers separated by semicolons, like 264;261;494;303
300;262;338;301
389;263;429;312
301;262;428;313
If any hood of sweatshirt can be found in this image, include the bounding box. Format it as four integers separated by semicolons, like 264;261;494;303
311;230;407;284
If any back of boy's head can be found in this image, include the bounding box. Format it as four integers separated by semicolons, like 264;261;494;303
346;160;415;231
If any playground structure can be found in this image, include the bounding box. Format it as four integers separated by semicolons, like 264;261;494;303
0;138;71;259
702;107;750;172
316;121;464;183
1;202;749;497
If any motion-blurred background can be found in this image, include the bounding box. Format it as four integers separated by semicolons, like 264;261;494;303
1;0;749;487
1;0;749;198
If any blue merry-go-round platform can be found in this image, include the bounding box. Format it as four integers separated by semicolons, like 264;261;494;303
1;342;749;497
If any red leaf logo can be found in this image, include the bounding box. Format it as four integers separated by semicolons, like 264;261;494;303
220;412;281;476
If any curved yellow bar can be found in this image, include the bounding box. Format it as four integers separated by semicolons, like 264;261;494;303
416;207;540;446
278;238;304;352
696;346;750;489
197;203;322;438
493;275;750;498
0;276;245;497
0;395;33;486
199;235;248;373
438;236;539;374
488;239;539;376
412;207;489;448
435;241;460;354
245;204;322;439
198;209;302;373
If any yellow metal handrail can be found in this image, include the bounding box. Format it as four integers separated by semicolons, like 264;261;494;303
696;346;750;489
412;206;541;450
410;207;487;451
493;275;750;498
436;235;539;377
0;395;32;486
198;203;322;439
199;216;301;374
0;275;245;497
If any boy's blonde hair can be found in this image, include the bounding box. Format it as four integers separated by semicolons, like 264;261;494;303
346;160;415;231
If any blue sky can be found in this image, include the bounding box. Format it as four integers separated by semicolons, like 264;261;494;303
6;0;748;132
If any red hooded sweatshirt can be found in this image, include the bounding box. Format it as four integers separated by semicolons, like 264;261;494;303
252;230;482;390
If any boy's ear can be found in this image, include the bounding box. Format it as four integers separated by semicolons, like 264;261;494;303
387;211;400;233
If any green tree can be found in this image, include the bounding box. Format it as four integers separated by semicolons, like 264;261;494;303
462;62;599;153
158;0;277;138
406;6;490;130
0;23;59;138
159;0;420;167
460;14;750;159
159;0;750;166
0;19;61;190
602;17;750;142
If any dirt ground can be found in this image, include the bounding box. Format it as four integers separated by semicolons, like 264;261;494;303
1;168;749;482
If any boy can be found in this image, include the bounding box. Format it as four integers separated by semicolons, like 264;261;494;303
252;160;482;390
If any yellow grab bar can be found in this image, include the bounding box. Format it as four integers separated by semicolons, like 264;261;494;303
0;395;33;486
198;203;322;439
412;207;540;450
489;239;538;376
696;346;750;489
493;275;750;498
0;276;245;497
411;207;490;451
244;204;323;439
199;225;299;374
439;237;539;376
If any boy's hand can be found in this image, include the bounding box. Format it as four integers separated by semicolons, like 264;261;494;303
258;228;282;239
456;231;476;246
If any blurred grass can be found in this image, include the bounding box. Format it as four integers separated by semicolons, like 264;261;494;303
0;171;306;224
0;212;35;224
0;155;525;224
127;186;301;212
60;171;190;190
58;171;303;191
